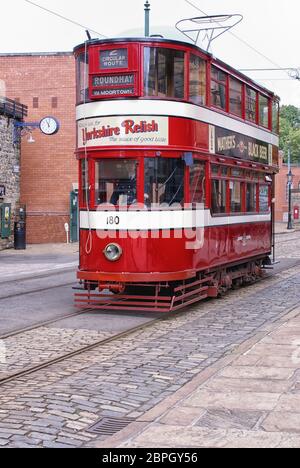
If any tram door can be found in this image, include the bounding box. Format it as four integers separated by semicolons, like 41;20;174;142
70;190;79;243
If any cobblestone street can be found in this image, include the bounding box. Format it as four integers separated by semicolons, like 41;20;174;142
0;233;300;447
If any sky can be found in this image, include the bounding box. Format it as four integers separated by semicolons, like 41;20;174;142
1;0;300;106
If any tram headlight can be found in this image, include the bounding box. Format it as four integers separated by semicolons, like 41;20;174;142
103;243;123;262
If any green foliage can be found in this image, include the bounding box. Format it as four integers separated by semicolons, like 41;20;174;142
280;105;300;163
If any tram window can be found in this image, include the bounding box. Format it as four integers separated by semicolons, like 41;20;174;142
189;54;206;105
190;162;206;204
144;48;185;99
259;94;269;128
95;159;137;206
246;183;257;213
144;158;184;208
210;66;227;110
76;53;89;104
259;185;270;212
246;87;257;123
81;159;89;205
230;181;242;213
211;179;227;214
272;101;279;134
221;166;229;177
229;78;242;117
211;165;220;176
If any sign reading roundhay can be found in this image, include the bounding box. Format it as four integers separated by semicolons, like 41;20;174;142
77;116;169;147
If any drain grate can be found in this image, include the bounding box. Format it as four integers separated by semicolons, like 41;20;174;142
87;417;135;436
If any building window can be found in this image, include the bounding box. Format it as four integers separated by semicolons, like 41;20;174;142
211;179;227;214
33;97;39;108
210;66;227;110
189;54;206;105
144;47;185;99
52;97;58;108
229;77;242;117
259;94;269;128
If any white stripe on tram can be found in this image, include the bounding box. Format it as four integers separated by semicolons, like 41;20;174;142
80;210;271;231
76;100;279;147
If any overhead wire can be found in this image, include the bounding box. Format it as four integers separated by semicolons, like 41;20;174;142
23;0;107;38
184;0;295;82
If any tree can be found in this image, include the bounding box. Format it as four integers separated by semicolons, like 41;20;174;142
280;105;300;163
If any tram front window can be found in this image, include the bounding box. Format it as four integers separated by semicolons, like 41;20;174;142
95;159;137;206
144;158;185;208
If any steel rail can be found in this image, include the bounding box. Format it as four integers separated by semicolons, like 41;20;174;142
1;262;300;387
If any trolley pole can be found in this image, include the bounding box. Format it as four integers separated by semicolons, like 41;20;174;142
145;1;150;37
287;147;294;230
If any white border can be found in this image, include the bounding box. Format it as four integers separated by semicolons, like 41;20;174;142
76;100;279;147
80;210;271;231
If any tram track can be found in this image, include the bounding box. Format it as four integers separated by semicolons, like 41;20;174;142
1;260;300;388
0;281;75;302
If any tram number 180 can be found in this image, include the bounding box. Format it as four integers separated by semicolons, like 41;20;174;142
107;216;120;226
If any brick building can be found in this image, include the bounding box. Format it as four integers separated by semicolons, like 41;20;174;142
0;52;77;244
275;151;300;223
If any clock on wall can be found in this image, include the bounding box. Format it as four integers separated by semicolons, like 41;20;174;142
39;117;60;136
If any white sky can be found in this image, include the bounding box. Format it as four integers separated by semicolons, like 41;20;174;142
1;0;300;106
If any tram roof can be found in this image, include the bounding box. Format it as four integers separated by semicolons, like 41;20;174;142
74;37;278;99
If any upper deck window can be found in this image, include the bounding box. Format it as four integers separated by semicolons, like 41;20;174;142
211;66;227;110
76;53;89;105
144;47;185;99
229;77;242;117
272;100;279;134
259;94;269;128
246;87;257;123
189;54;206;105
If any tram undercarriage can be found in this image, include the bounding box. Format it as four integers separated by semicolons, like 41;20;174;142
75;256;269;313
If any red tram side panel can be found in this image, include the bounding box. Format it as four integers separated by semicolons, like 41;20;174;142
74;37;279;312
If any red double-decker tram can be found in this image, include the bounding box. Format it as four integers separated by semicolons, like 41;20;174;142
74;36;280;313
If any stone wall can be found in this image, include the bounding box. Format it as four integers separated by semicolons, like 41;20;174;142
0;114;20;250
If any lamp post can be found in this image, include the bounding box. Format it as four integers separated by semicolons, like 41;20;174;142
287;147;294;230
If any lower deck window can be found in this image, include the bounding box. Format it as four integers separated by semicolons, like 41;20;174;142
259;185;270;212
95;159;137;206
230;181;242;213
246;183;257;212
145;158;184;207
212;179;227;214
190;161;206;204
81;159;89;204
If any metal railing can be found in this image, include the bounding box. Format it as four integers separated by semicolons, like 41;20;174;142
0;96;28;120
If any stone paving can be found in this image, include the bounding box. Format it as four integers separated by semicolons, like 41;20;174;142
0;327;114;379
1;259;300;447
117;309;300;448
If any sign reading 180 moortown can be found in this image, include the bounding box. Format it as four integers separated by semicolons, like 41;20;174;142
210;125;272;165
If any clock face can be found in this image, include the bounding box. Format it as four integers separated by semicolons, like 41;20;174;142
39;117;60;135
